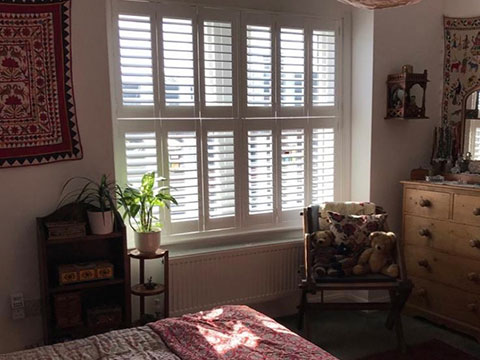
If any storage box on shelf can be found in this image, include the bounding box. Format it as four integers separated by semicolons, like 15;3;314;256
37;203;131;344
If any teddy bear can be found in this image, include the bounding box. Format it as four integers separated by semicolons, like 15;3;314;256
310;230;357;279
352;231;399;278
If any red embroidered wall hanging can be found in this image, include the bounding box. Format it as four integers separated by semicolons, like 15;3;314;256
0;0;82;168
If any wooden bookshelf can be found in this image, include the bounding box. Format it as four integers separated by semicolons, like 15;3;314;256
37;203;131;344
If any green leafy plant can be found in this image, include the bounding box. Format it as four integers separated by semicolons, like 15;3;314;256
116;172;177;233
60;174;116;213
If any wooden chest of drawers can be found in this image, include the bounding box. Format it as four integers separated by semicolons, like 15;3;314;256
402;181;480;341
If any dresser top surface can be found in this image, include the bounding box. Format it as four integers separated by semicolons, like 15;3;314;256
401;180;480;192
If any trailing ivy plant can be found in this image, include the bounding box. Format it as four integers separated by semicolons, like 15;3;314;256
116;172;177;233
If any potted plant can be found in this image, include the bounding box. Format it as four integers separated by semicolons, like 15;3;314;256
116;172;177;254
60;175;117;235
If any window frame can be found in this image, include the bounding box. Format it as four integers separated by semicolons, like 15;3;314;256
109;0;350;245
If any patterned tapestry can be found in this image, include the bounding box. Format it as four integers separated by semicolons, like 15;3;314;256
0;0;82;168
443;16;480;126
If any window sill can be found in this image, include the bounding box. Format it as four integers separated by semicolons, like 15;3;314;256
162;227;304;258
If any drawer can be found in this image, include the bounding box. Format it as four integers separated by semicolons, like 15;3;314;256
404;215;480;261
409;276;480;329
453;194;480;226
405;245;480;294
404;188;450;220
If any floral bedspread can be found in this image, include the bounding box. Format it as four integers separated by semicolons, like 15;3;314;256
149;305;338;360
0;326;180;360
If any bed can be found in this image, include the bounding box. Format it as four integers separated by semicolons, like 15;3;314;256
0;305;337;359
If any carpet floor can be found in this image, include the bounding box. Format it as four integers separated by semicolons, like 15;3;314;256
277;311;480;360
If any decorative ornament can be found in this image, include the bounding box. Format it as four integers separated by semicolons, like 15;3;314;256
337;0;422;10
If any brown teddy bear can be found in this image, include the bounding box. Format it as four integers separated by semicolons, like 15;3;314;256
311;230;356;279
352;231;399;278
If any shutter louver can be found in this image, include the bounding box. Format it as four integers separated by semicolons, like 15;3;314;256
312;30;335;106
312;128;334;204
281;129;305;210
280;28;304;107
118;15;154;106
207;131;235;218
203;21;233;106
162;18;195;107
125;132;158;188
246;25;272;107
167;131;199;222
474;128;480;160
248;130;273;214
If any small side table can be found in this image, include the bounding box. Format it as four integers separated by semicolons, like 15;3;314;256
128;248;169;324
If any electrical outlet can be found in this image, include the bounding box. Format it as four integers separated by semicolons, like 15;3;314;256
10;293;24;310
12;308;25;320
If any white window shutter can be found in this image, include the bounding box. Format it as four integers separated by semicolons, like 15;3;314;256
203;21;233;107
312;128;335;204
247;130;274;216
167;131;200;224
118;15;154;108
206;131;236;221
162;18;195;107
312;30;335;107
281;129;305;211
125;132;158;188
279;27;305;111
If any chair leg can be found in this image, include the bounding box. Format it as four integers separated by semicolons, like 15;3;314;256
388;288;408;354
386;281;412;330
297;289;307;330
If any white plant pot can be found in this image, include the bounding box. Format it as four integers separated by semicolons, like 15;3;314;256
135;231;161;254
87;210;114;235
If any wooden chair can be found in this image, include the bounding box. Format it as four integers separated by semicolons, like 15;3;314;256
298;204;412;351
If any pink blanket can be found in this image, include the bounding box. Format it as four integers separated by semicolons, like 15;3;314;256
149;305;338;360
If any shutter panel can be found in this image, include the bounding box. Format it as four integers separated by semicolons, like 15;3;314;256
162;18;195;107
474;127;480;160
118;15;154;106
203;21;233;107
312;30;335;107
248;130;274;215
167;131;199;222
280;27;304;107
246;25;273;108
125;132;157;188
312;128;334;204
281;129;305;210
207;131;235;219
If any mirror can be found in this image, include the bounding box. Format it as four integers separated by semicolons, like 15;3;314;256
463;90;480;160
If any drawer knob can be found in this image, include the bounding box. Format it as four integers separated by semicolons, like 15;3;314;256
418;228;431;238
419;199;431;208
474;208;480;216
416;288;427;297
470;239;480;248
468;272;479;281
467;303;478;312
418;259;430;268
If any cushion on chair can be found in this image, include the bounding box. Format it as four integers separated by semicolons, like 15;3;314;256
327;211;388;252
318;202;377;230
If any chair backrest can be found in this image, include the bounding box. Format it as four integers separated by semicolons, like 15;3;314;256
303;202;377;234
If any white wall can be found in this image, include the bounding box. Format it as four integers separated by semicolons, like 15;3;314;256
444;0;480;17
351;8;374;201
0;0;114;353
369;0;444;233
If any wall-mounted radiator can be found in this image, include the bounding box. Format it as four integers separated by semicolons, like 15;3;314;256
169;241;303;316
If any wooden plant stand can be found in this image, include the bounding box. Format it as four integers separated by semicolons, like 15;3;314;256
129;248;169;325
